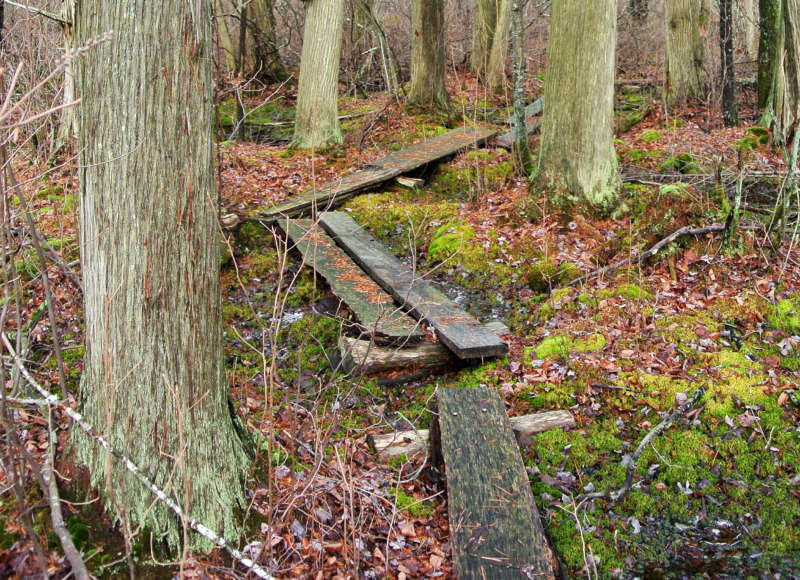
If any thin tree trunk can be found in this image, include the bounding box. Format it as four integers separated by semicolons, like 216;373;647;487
74;0;249;550
408;0;450;111
760;0;800;145
630;0;649;23
216;0;238;74
511;0;530;175
250;0;286;81
292;0;345;149
471;0;497;78
486;0;512;93
534;0;619;213
721;0;739;126
55;2;75;153
665;0;708;108
235;0;247;139
759;0;779;108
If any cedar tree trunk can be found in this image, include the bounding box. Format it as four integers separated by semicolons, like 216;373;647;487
721;0;738;126
292;0;345;149
408;0;450;111
759;0;779;108
534;0;619;213
471;0;497;78
511;0;531;174
760;0;800;145
251;0;287;81
665;0;708;108
74;0;249;549
486;0;512;92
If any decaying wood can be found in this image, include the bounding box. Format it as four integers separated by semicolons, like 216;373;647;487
432;387;557;579
320;212;508;359
338;335;451;375
368;409;575;461
395;176;424;188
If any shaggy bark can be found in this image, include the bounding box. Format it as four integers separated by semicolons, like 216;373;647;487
292;0;345;149
250;0;286;81
471;0;497;77
486;0;512;92
534;0;619;213
74;0;249;549
408;0;450;111
665;0;708;108
510;0;531;174
759;0;800;145
758;0;779;108
739;0;758;56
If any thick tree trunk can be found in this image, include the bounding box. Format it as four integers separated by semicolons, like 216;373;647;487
408;0;450;111
759;0;779;108
511;0;531;175
534;0;619;213
760;0;800;145
74;0;249;550
721;0;738;126
486;0;512;93
250;0;286;81
665;0;708;108
292;0;345;150
471;0;496;78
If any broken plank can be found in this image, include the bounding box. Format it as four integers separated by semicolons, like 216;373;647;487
495;118;542;150
368;409;575;462
259;127;498;223
337;335;451;374
394;176;424;189
432;387;556;579
280;218;423;344
505;97;543;125
319;212;508;359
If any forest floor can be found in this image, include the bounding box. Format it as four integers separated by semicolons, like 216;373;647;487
3;71;800;579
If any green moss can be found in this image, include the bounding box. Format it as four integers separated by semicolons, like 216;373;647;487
394;488;433;518
598;283;651;301
638;129;661;143
428;222;475;262
36;182;64;199
658;152;701;174
533;333;606;360
248;252;278;279
237;221;272;251
223;302;254;322
526;260;580;293
769;297;800;334
285;269;317;307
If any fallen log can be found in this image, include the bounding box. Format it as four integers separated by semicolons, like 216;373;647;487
368;409;575;461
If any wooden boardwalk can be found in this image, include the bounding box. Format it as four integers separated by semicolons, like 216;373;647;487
260;127;498;223
431;387;556;579
320;212;508;359
280;218;423;344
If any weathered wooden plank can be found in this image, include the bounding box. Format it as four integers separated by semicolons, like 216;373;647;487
260;127;498;223
433;387;556;579
319;212;508;359
280;218;423;344
497;97;543;149
368;409;575;462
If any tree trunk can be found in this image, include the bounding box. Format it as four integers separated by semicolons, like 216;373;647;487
738;0;758;56
250;0;286;81
760;0;800;145
665;0;708;108
408;0;450;111
534;0;619;213
74;0;249;550
629;0;649;23
721;0;738;126
292;0;345;150
471;0;496;78
511;0;531;175
759;0;779;108
486;0;512;93
55;2;76;153
215;0;238;74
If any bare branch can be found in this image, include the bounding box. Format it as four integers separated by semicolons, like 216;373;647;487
5;0;71;26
